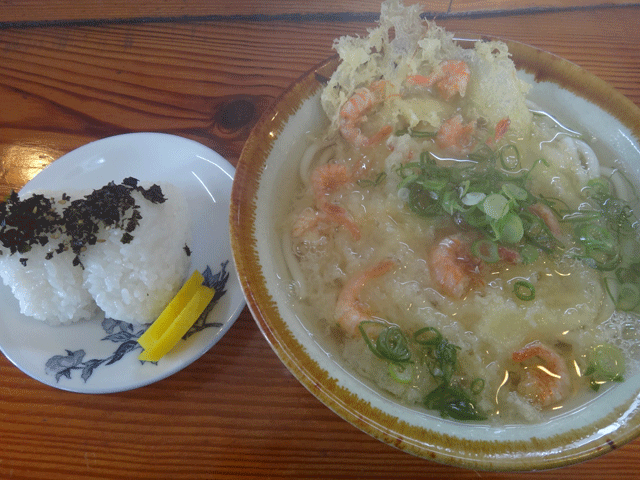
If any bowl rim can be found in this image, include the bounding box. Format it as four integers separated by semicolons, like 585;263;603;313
230;37;640;471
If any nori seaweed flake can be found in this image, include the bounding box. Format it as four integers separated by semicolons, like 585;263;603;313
0;192;58;254
139;184;166;204
123;176;166;204
125;208;142;233
122;177;139;188
0;178;166;266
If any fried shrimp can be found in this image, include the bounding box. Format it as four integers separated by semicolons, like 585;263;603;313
435;114;477;155
310;163;361;240
512;341;571;408
406;60;471;100
291;206;330;240
335;259;396;336
486;117;511;147
428;235;522;299
339;81;393;148
436;115;511;155
429;235;484;299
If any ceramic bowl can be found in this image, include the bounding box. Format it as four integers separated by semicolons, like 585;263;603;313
230;38;640;470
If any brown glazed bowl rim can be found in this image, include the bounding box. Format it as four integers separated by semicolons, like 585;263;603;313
230;36;640;471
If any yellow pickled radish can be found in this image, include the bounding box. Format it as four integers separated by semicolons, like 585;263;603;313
138;284;215;362
137;270;205;350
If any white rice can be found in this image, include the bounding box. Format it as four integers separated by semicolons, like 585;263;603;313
82;184;190;323
0;181;191;325
0;248;100;326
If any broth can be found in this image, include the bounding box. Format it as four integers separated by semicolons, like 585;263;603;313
279;1;640;423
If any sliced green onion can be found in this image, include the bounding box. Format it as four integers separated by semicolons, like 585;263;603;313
413;326;443;346
524;157;550;182
359;321;387;360
482;194;510;220
395;128;437;138
440;190;463;215
460;192;487;206
461;192;486;206
586;177;611;196
613;205;637;237
423;384;487;421
493;212;524;244
471;239;500;263
539;196;569;215
430;340;460;385
577;224;617;253
360;322;413;364
499;144;521;171
521;212;559;252
502;183;528;202
357;171;387;187
388;362;414;384
458;180;471;197
519;244;539;264
419;150;436;165
417;177;448;192
513;280;535;301
584;247;620;271
408;185;440;217
470;378;485;395
376;326;412;363
468;144;495;163
587;343;625;383
413;326;487;421
411;129;437;138
603;276;618;304
396;173;420;190
615;266;639;284
616;282;640;311
463;207;490;228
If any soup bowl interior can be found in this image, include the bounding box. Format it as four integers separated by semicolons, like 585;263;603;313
230;38;640;471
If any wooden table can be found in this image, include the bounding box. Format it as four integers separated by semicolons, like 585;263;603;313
1;2;640;478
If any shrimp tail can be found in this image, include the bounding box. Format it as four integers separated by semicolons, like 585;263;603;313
363;125;394;147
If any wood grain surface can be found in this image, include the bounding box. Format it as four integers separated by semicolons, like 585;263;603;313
1;0;639;25
1;2;640;479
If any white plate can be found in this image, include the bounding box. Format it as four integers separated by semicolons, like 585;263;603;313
0;132;245;393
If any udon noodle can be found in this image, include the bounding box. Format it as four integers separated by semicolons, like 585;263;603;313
280;1;640;423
